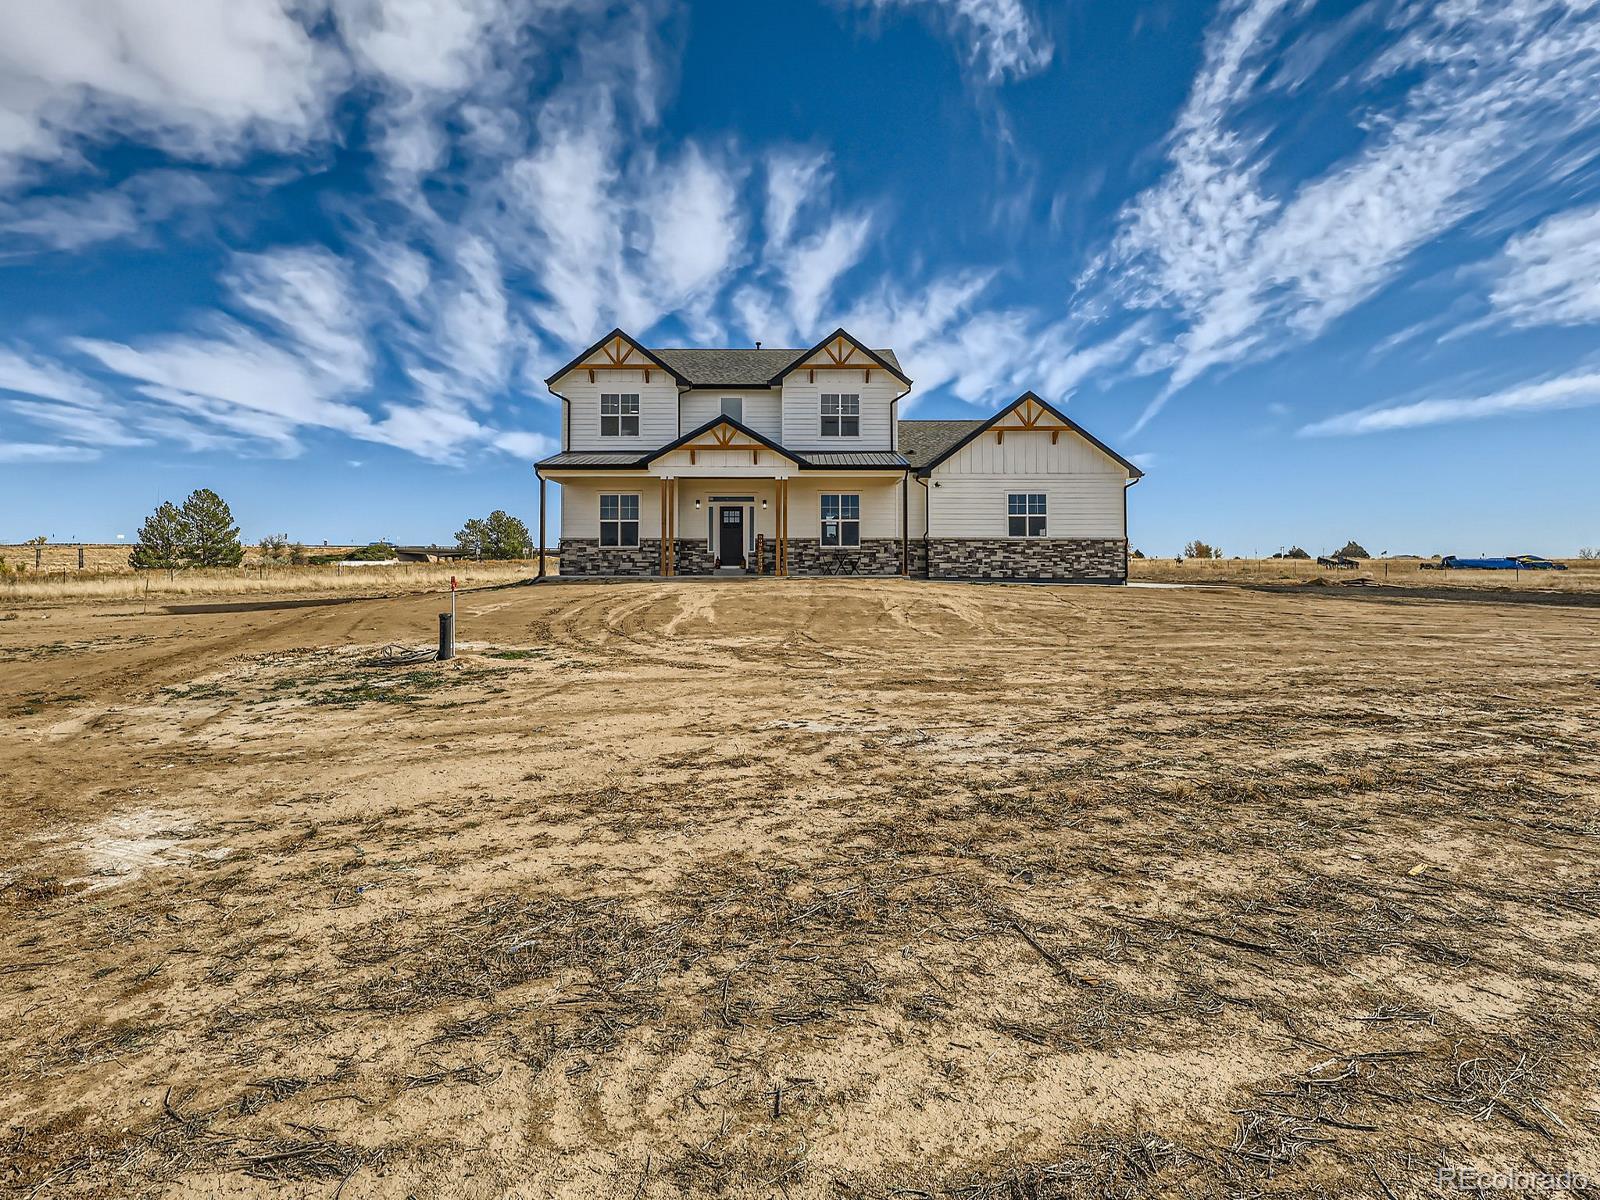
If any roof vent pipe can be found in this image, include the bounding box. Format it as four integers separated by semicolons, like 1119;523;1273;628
755;341;762;350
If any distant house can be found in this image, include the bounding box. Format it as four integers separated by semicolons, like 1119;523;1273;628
535;328;1142;583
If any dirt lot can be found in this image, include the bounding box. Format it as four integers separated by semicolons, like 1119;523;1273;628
2;579;1597;1197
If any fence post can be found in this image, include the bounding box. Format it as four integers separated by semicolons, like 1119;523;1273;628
438;612;455;661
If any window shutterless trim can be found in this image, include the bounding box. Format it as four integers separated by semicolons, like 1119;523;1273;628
1006;492;1047;538
820;393;861;438
820;492;861;547
600;393;640;437
599;492;641;547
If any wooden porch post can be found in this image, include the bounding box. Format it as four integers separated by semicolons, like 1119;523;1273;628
667;479;677;576
900;472;908;577
537;471;547;579
659;478;668;576
778;478;788;576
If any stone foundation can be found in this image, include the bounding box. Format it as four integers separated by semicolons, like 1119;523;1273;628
558;538;662;576
926;537;1126;582
783;537;904;576
672;540;719;575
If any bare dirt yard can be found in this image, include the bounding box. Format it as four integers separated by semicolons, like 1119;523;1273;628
2;579;1597;1198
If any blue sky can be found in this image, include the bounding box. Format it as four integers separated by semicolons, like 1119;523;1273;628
1;0;1598;556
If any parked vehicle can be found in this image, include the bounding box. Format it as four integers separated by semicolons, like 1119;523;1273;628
1438;555;1567;571
1317;555;1358;569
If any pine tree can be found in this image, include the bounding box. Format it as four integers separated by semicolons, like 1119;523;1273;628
455;511;531;560
129;502;191;570
183;489;245;567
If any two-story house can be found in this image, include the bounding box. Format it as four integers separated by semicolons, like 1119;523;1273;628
535;328;1143;582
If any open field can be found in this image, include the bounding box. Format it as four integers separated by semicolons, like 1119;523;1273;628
1130;555;1600;592
0;544;365;575
2;579;1598;1197
0;559;552;607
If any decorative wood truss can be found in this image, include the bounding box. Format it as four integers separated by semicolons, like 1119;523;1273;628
991;396;1069;444
794;334;884;383
676;421;783;466
573;335;660;383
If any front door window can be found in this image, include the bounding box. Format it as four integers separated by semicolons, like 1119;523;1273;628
718;507;745;566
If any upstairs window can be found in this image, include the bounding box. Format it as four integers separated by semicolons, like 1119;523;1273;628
820;393;860;437
600;494;640;547
820;494;860;547
719;397;743;422
600;393;640;437
1008;493;1047;538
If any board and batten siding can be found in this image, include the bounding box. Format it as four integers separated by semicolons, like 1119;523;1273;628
677;389;782;441
779;370;901;452
555;368;680;452
927;429;1128;539
558;479;662;540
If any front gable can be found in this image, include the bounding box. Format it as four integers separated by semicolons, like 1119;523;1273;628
769;329;911;388
644;416;801;472
544;329;685;388
917;392;1143;479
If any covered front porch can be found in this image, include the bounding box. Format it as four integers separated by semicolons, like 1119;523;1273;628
545;468;913;578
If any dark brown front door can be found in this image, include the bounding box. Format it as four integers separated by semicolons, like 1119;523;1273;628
719;507;744;567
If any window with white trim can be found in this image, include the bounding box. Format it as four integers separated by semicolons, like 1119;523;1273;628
719;397;743;422
600;494;640;547
820;393;859;437
1007;493;1047;538
820;494;860;547
600;393;640;437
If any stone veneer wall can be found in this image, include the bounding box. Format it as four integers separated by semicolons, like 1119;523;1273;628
783;537;903;576
672;540;719;575
926;537;1126;582
558;538;662;576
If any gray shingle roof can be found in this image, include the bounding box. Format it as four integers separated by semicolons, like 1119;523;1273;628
652;347;904;388
897;419;985;469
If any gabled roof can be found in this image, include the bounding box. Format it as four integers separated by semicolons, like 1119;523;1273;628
544;329;686;388
908;392;1145;479
642;414;799;465
898;419;985;469
546;334;905;390
652;348;812;387
767;329;912;387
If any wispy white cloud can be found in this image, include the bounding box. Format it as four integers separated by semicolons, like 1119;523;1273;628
0;347;104;405
1300;369;1600;436
1089;0;1600;432
0;440;100;463
0;171;221;252
0;0;341;182
1489;201;1600;328
764;150;831;248
834;0;1053;83
779;212;875;334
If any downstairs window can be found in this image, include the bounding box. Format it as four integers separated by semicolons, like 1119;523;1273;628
600;494;640;547
820;494;860;547
1008;493;1047;538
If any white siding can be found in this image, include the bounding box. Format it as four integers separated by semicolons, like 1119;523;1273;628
558;479;661;540
784;477;904;539
555;368;680;452
650;445;793;474
928;428;1127;539
908;474;929;535
678;389;782;440
780;370;900;451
